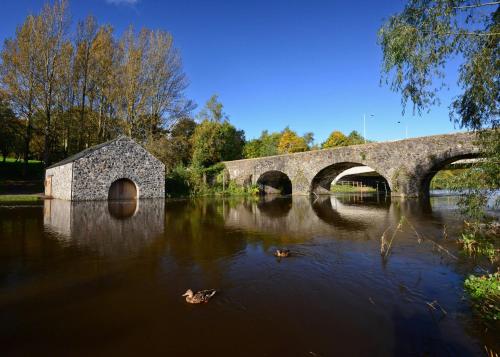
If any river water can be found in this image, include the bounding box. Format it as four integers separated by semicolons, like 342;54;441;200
0;194;498;356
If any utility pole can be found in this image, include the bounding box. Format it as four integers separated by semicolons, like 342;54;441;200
363;113;366;144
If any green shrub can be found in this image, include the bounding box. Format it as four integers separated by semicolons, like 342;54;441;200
165;163;258;197
464;272;500;321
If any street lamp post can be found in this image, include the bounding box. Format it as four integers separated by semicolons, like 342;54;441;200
397;121;409;139
363;113;374;144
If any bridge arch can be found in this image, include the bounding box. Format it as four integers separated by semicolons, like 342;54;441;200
417;153;481;197
257;170;292;195
310;162;391;195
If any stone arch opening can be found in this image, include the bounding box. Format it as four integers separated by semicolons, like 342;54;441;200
311;162;390;195
108;178;138;200
257;171;292;195
420;153;481;197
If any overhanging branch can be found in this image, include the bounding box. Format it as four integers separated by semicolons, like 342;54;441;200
454;1;500;10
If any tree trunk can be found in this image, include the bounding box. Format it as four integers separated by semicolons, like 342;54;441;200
43;108;51;166
79;76;87;150
22;88;34;178
23;117;32;176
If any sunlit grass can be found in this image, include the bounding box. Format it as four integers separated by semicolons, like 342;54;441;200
0;195;42;202
330;184;376;193
0;156;41;164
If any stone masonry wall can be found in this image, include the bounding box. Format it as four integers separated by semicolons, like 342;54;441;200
45;162;73;200
71;137;165;200
224;132;480;197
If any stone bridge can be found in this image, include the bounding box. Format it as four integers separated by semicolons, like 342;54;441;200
224;132;480;197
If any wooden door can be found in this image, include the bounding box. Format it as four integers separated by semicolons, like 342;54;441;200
45;176;52;197
108;179;137;200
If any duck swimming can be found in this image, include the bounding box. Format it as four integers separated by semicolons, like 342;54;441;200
274;249;291;258
182;289;217;304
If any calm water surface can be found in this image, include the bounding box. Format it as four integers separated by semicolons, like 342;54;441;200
0;194;498;356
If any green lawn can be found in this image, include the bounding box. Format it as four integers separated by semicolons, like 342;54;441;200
331;184;376;193
0;194;42;202
1;157;42;164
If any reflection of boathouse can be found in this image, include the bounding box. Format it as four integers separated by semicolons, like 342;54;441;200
44;136;165;200
43;199;165;256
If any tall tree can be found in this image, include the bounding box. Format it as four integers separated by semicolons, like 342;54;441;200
1;15;38;171
243;130;282;158
145;117;197;171
345;130;365;145
143;30;189;137
277;127;308;154
191;119;245;166
74;15;97;150
91;25;118;141
118;26;148;138
197;94;226;122
32;0;70;164
191;96;244;166
322;131;347;148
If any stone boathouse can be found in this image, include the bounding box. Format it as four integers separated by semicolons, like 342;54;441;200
44;136;165;201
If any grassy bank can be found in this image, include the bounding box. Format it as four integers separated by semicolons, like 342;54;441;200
0;194;43;202
430;169;470;190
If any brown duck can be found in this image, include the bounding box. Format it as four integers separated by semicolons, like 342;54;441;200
274;249;291;258
182;289;217;304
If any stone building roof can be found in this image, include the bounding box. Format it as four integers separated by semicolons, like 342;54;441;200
47;136;127;169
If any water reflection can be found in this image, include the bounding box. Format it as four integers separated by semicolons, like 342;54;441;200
224;194;397;237
108;200;137;219
1;194;497;356
164;199;247;262
43;199;164;256
256;196;292;217
312;194;392;232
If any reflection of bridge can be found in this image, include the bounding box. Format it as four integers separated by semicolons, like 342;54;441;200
223;195;452;240
224;132;479;197
224;195;397;238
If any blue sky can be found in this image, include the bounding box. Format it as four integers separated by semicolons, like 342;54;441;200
0;0;464;143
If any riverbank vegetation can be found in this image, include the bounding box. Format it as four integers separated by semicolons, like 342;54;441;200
380;0;499;324
464;272;500;322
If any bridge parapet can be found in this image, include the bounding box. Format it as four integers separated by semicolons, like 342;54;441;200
224;132;480;198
